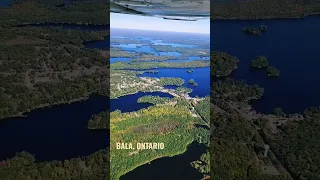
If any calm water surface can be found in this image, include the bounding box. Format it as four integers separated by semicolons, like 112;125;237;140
139;67;210;97
212;16;320;113
111;92;174;113
120;142;207;180
0;96;109;161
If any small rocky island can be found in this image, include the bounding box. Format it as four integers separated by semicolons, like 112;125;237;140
266;66;280;77
250;56;280;77
186;69;194;73
250;56;268;68
188;79;198;86
242;25;267;35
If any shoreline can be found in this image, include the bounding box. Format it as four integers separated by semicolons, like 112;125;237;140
211;13;320;21
0;93;108;121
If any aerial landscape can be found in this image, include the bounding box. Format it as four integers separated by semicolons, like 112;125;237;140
109;13;210;179
211;0;320;179
1;0;320;179
0;0;109;179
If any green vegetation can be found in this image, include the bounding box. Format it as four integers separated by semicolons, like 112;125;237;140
250;56;269;68
191;151;210;174
212;78;264;102
260;107;320;180
242;25;268;35
150;45;209;57
211;0;320;20
110;70;185;98
188;79;198;86
110;48;134;58
131;54;178;62
266;66;280;76
193;97;210;126
110;104;209;179
176;86;193;94
0;0;109;27
249;56;280;77
111;60;209;70
0;1;110;120
211;52;239;77
88;111;109;130
210;111;293;180
0;39;108;119
137;95;172;105
273;107;286;116
0;149;109;180
160;77;184;86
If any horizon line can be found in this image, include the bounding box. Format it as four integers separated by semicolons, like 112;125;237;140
110;27;210;35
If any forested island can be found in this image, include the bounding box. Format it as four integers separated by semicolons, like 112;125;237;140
242;25;267;35
188;79;198;86
250;56;280;77
250;56;269;68
266;66;280;76
186;69;194;73
211;51;239;77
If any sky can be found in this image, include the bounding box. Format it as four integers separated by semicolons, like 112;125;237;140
111;13;210;34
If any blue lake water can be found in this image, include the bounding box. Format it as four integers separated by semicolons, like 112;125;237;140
84;38;109;50
212;16;320;113
0;0;12;7
139;67;210;97
111;28;209;44
151;40;196;48
0;23;109;161
120;142;206;180
0;96;109;161
111;57;131;63
111;92;173;113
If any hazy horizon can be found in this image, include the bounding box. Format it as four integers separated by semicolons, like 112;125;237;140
111;13;210;34
111;27;210;35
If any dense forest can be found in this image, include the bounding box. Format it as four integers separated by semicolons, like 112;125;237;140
211;0;320;20
0;1;109;180
242;25;267;35
0;0;109;27
250;56;269;68
110;101;209;179
211;52;239;77
111;60;210;70
0;2;109;119
261;108;320;180
137;95;172;105
88;111;109;130
266;66;280;76
0;149;109;180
